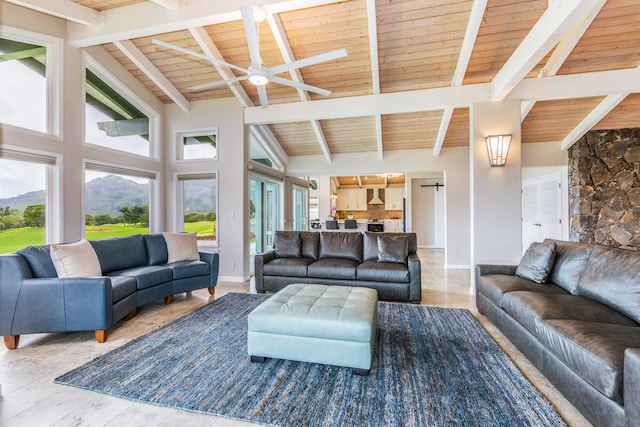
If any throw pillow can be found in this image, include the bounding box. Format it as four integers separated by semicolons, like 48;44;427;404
515;241;557;284
50;239;102;278
377;235;409;264
162;232;200;263
274;232;301;258
17;245;58;278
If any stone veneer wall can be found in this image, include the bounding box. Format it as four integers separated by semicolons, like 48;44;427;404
568;128;640;250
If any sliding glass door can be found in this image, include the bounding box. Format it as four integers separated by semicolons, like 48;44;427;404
250;176;280;273
292;185;308;231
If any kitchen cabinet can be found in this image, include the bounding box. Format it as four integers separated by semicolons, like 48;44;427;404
336;188;367;211
383;219;403;232
385;187;404;210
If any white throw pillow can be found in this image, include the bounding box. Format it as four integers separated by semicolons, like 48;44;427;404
163;232;200;263
50;239;102;278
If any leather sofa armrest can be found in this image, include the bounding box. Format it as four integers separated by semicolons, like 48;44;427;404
0;254;34;335
11;277;113;334
199;251;220;287
408;253;421;303
625;348;640;427
254;250;276;293
475;264;517;277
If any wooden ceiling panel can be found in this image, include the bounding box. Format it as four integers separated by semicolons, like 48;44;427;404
443;107;470;148
336;174;405;186
382;111;443;150
320;117;377;154
72;0;144;11
269;122;322;156
463;0;547;85
594;93;640;130
558;0;640;75
522;97;605;143
377;0;473;92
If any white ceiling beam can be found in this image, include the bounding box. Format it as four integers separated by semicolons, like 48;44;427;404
267;12;332;163
508;67;640;102
366;0;383;161
189;27;253;108
67;0;345;47
521;0;606;120
434;0;486;157
149;0;184;9
492;0;603;101
4;0;104;26
560;94;629;150
249;125;289;169
113;40;190;113
375;115;383;160
357;176;363;187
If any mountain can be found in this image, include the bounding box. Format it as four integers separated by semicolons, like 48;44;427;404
0;190;45;213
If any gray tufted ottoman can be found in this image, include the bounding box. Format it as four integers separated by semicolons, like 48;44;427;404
248;284;378;375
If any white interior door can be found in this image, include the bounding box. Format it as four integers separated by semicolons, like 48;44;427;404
522;172;562;252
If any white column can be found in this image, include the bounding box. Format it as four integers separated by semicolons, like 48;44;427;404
470;100;522;293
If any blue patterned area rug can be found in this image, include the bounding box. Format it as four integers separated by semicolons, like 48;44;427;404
55;293;566;426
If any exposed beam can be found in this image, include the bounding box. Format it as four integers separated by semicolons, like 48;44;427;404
67;0;346;47
149;0;184;9
366;0;383;161
521;0;606;120
98;117;149;136
189;27;253;108
357;176;363;187
249;125;288;169
560;94;629;150
434;0;486;157
375;115;383;160
4;0;104;26
492;0;602;101
267;12;332;163
113;40;190;113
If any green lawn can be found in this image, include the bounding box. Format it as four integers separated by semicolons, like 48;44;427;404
0;221;217;254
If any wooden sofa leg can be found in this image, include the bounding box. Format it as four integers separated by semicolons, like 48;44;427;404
125;308;137;320
208;286;215;296
4;335;19;350
95;330;108;343
164;295;174;305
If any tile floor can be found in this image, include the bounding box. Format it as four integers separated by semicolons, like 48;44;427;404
0;249;592;426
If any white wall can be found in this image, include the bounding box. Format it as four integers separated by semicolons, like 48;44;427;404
164;98;247;282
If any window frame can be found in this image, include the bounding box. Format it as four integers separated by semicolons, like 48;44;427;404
0;25;63;138
175;172;219;249
174;128;219;162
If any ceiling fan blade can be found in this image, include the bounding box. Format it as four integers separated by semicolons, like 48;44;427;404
269;48;347;76
269;75;332;97
152;39;249;74
189;75;249;91
240;6;262;67
257;85;269;107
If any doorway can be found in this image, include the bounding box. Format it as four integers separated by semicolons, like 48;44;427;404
522;172;562;252
292;185;308;231
249;176;280;273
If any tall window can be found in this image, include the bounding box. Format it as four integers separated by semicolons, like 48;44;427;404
0;151;58;254
85;66;151;157
177;174;218;244
0;36;47;132
85;165;154;239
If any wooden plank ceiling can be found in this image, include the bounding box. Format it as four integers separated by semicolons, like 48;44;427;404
59;0;640;158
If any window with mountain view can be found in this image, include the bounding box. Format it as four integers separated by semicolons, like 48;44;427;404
85;167;152;239
0;36;47;133
85;67;150;157
178;130;217;160
178;174;217;244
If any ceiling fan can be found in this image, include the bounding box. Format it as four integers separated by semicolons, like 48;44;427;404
152;5;348;107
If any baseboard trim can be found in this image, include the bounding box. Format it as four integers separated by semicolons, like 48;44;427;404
218;275;250;283
445;264;470;270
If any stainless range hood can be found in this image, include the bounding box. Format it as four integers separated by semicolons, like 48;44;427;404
368;188;384;205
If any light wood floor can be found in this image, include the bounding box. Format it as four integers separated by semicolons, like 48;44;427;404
0;249;592;426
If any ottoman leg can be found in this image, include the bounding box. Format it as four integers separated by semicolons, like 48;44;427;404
352;368;370;376
250;355;266;363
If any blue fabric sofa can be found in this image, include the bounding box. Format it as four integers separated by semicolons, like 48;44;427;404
0;234;219;349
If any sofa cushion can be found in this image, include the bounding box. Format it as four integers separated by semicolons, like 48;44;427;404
90;234;147;274
167;260;210;280
502;291;638;336
263;258;314;277
545;239;593;294
301;232;320;260
476;274;568;308
143;234;168;265
110;265;173;290
357;260;410;283
17;245;57;278
274;232;301;258
377;234;408;264
50;239;102;278
109;275;137;302
363;232;417;261
307;258;359;280
319;232;363;263
515;241;556;283
577;245;640;324
162;232;200;263
536;319;640;403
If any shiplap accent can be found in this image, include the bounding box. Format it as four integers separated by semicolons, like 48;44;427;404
594;93;640;130
443;107;470;148
6;0;105;26
382;111;443;151
321;117;377;154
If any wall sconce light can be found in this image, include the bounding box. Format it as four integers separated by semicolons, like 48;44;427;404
485;134;512;167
